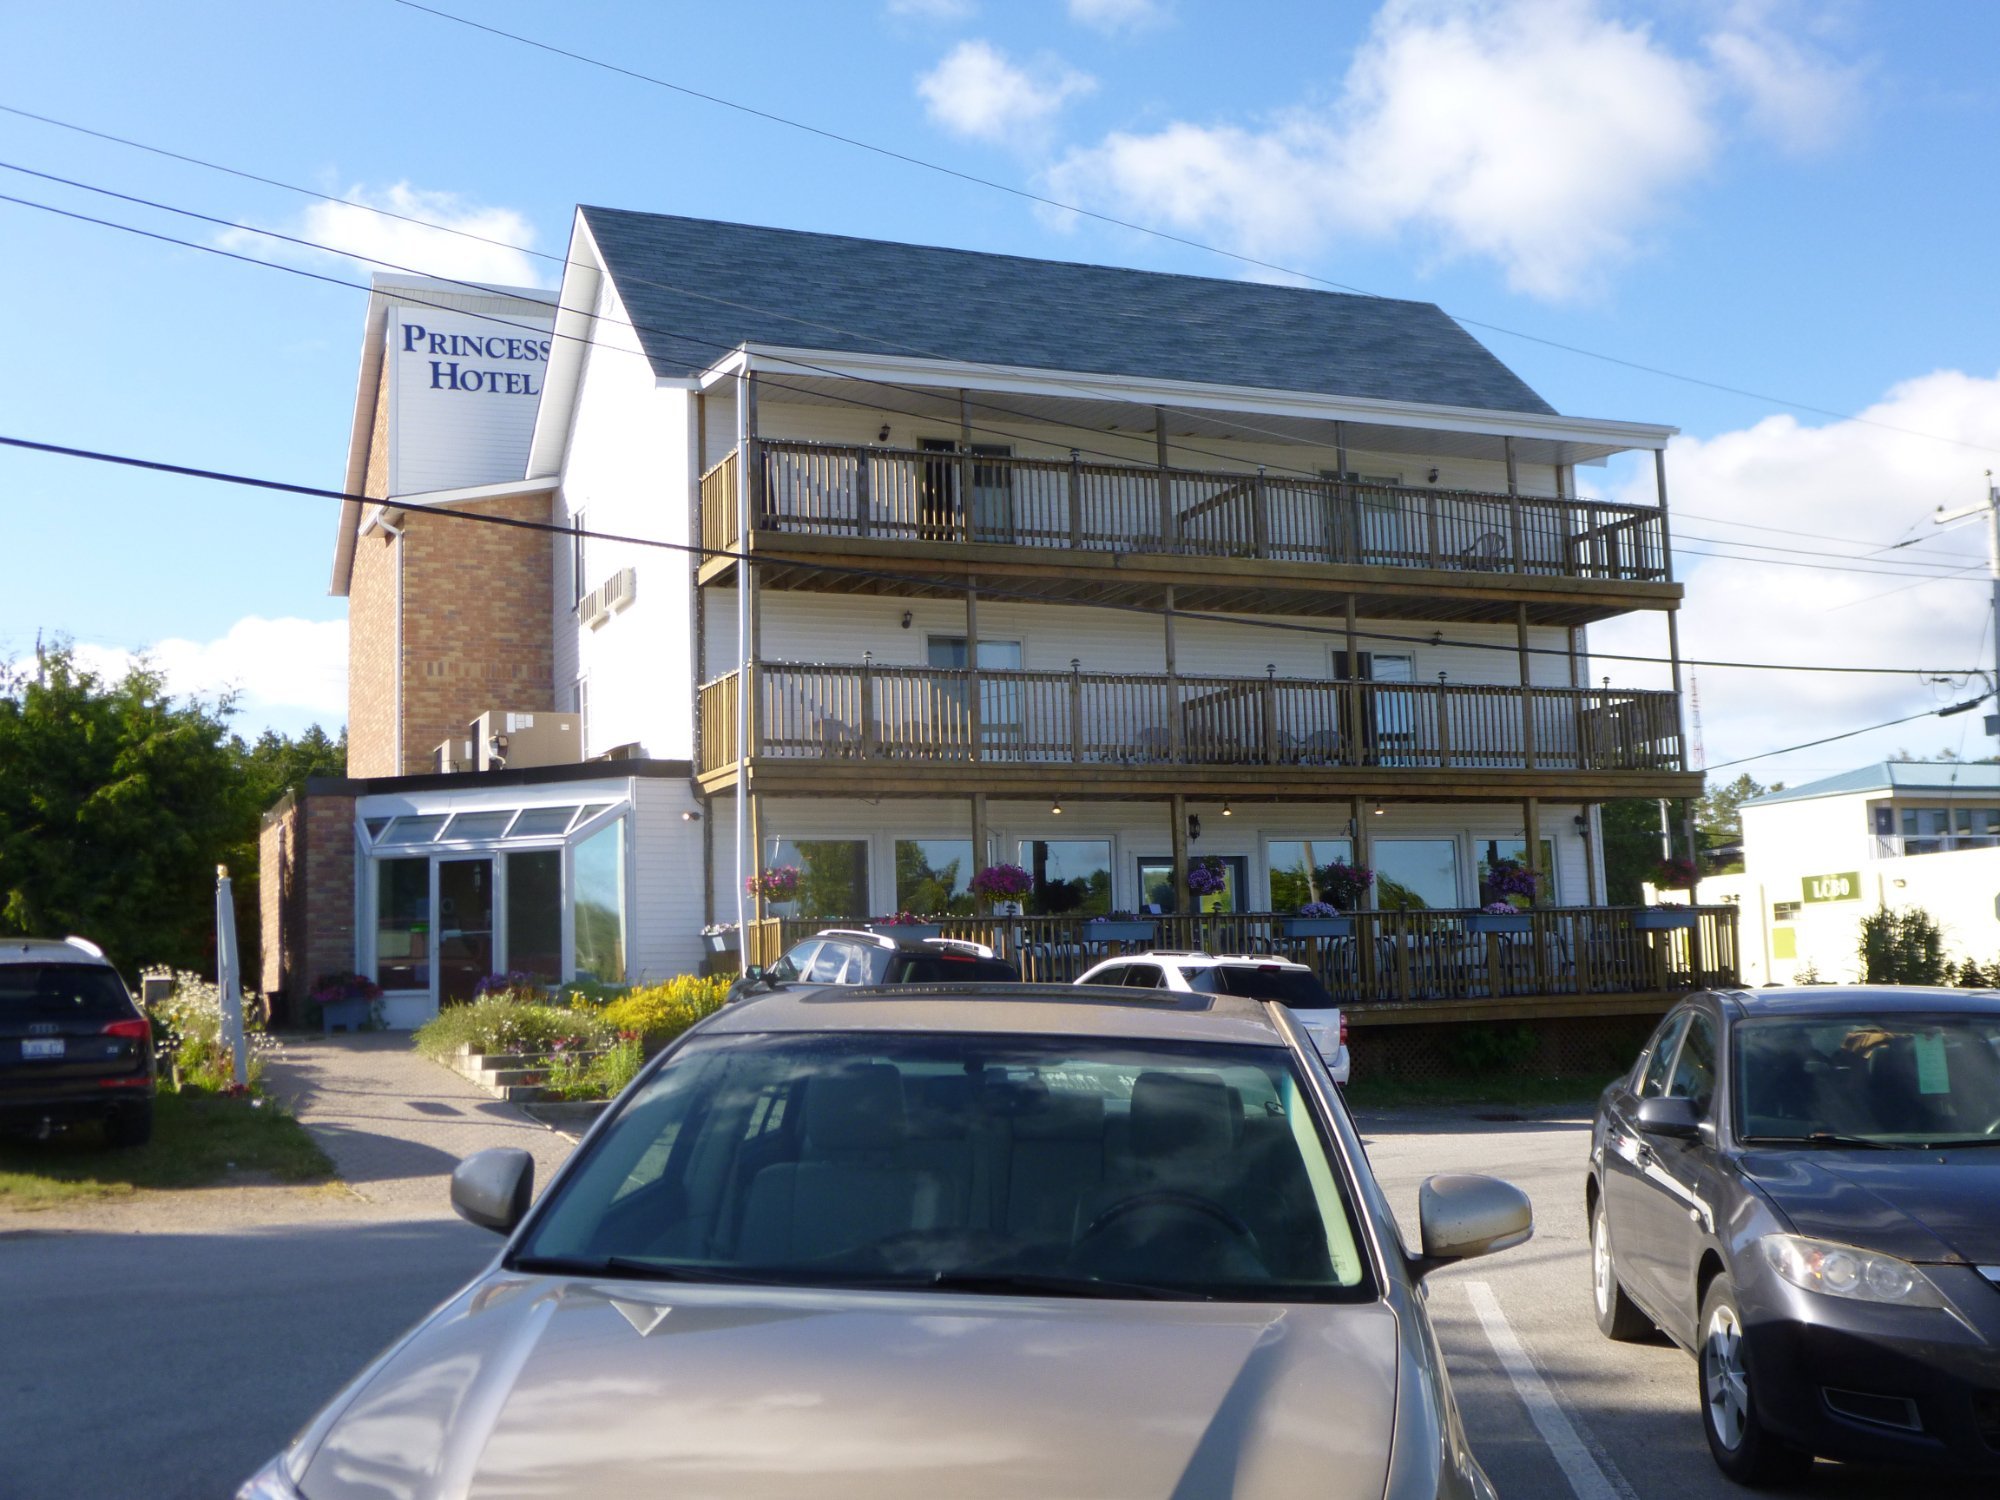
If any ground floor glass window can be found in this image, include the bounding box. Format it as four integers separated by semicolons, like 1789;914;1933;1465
1373;839;1460;910
765;837;870;921
573;821;626;983
1022;840;1111;916
375;858;431;990
1267;838;1357;912
895;839;974;915
506;849;564;981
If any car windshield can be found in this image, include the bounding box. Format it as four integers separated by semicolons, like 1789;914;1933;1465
516;1031;1373;1302
1735;1011;2000;1146
1189;965;1334;1009
0;963;131;1022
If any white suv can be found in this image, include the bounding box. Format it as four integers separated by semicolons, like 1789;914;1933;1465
1074;951;1350;1084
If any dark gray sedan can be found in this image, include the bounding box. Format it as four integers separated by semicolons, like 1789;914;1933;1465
1587;986;2000;1484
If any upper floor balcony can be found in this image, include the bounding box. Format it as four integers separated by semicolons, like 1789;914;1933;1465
698;440;1676;626
697;660;1695;802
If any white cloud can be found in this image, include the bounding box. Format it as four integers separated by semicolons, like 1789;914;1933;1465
48;617;349;730
917;40;1096;144
1589;371;2000;785
217;183;544;289
1705;2;1859;151
886;0;976;18
1047;0;1855;299
1068;0;1168;34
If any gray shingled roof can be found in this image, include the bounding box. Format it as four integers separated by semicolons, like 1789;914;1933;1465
579;207;1557;415
1746;762;2000;806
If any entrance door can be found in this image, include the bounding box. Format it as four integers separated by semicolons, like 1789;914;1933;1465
1366;653;1417;765
929;637;1024;756
437;858;494;1004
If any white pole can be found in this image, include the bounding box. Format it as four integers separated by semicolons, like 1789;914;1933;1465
214;865;249;1089
733;369;752;971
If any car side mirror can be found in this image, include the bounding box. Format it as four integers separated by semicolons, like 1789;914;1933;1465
1635;1096;1702;1139
1413;1173;1533;1277
451;1147;534;1235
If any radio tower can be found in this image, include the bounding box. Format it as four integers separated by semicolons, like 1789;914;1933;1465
1689;674;1707;770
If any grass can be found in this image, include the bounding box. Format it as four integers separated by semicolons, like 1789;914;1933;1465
1342;1072;1617;1112
0;1088;334;1210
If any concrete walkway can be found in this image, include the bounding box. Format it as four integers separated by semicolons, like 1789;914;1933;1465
262;1034;577;1218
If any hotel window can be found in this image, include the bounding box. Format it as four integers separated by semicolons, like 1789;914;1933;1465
1268;838;1356;912
1372;839;1461;910
374;858;431;991
572;820;626;983
1021;840;1111;916
895;839;975;915
764;838;870;921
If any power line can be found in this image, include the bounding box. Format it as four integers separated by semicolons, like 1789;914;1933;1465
1675;527;1983;571
2;430;1980;682
374;0;2000;462
1705;705;1975;771
1673;544;1987;582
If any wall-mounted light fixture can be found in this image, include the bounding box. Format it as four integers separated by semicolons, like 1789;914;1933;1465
1573;813;1587;829
878;424;891;443
1188;815;1202;841
900;610;913;629
681;810;703;823
1427;467;1440;484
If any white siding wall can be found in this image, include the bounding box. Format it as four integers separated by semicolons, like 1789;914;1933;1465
707;591;1579;689
745;398;1569;498
630;776;707;981
555;273;697;759
711;794;1594;918
1741;793;1875;875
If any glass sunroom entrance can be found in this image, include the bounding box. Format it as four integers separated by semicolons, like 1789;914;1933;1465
359;797;629;1027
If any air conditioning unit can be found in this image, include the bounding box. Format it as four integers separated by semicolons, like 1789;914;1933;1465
577;566;638;630
433;739;473;774
467;710;581;772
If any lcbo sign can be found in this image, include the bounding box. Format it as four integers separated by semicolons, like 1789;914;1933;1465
400;322;553;396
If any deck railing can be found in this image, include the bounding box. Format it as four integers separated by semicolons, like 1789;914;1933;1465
739;905;1736;1001
698;663;1683;774
706;439;1667;582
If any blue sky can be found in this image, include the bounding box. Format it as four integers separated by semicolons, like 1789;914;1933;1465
3;0;1999;787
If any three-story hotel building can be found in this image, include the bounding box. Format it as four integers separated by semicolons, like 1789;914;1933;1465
261;208;1729;1042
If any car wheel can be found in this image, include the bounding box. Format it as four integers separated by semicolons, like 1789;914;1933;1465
1590;1197;1654;1341
106;1100;154;1148
1698;1274;1811;1487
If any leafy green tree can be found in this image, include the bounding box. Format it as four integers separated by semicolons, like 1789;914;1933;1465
1598;798;1670;904
0;646;247;973
1858;906;1947;986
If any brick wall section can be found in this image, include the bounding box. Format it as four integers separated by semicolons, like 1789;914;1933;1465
396;491;556;775
347;531;400;777
257;790;358;1021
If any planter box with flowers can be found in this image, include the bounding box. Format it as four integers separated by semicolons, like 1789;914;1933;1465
310;972;384;1034
1465;903;1533;935
971;862;1032;918
1087;915;1159;943
1633;907;1699;931
702;923;740;954
870;913;943;941
1281;902;1353;939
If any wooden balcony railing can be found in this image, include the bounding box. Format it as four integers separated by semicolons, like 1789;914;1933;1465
706;438;1667;582
741;905;1737;1001
698;663;1684;775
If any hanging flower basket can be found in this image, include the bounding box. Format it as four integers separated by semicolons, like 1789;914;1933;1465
1311;861;1374;911
1187;857;1228;898
747;865;800;901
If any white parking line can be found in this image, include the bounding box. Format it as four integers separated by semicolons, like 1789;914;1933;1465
1464;1280;1637;1500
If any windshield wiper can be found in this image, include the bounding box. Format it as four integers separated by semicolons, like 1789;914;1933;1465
506;1254;778;1284
1741;1131;1906;1150
857;1270;1210;1301
1915;1137;2000;1150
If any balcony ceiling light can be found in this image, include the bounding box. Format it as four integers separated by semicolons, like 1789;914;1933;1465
1051;798;1063;816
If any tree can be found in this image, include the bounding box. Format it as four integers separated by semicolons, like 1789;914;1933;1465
0;646;248;974
1859;907;1947;985
0;644;349;979
1598;798;1671;904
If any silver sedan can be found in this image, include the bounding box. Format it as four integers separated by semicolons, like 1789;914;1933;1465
240;985;1530;1499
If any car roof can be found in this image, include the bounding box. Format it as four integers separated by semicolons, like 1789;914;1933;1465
0;938;113;967
1093;952;1312;970
1716;985;2000;1019
703;983;1287;1046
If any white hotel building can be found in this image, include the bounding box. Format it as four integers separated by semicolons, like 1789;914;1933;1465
260;208;1726;1040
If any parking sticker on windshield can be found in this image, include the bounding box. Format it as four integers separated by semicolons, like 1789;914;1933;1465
1914;1031;1950;1095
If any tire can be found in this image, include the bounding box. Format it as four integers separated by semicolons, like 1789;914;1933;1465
1697;1273;1812;1487
1591;1196;1655;1341
105;1100;154;1148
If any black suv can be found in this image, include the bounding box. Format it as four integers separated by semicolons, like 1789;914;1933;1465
727;929;1020;1003
0;938;155;1145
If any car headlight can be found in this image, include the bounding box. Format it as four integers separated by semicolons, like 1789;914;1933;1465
235;1454;305;1500
1759;1234;1945;1307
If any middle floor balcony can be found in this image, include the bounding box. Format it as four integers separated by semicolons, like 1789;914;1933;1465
697;661;1697;802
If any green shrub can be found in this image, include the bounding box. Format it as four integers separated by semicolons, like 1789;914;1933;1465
412;996;612;1059
599;974;732;1046
540;1035;647;1100
1441;1021;1538;1075
562;977;632;1008
1859;907;1947;986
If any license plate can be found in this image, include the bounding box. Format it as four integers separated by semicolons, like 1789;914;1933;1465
22;1038;64;1060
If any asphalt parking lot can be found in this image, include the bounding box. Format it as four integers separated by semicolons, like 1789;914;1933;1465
1;1107;1990;1499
